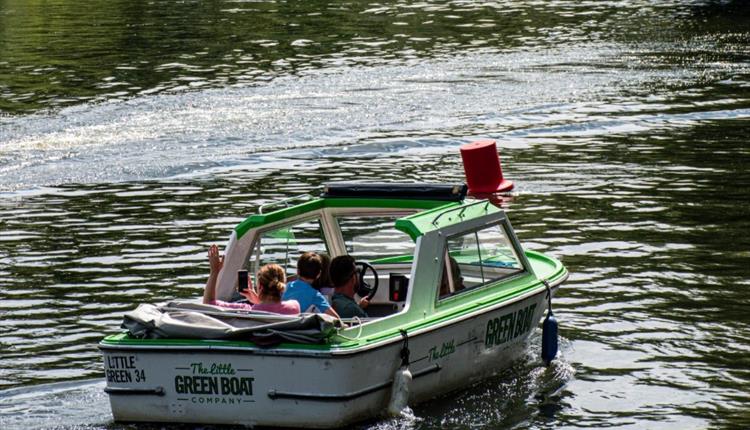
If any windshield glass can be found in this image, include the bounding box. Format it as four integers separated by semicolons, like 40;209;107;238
249;217;328;281
439;222;524;299
335;214;415;263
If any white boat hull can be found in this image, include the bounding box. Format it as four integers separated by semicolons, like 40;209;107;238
102;287;554;427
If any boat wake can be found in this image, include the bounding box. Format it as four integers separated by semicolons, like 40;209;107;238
0;379;111;430
361;331;576;430
3;42;746;194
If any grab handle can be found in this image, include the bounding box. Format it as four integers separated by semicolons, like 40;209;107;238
104;386;165;396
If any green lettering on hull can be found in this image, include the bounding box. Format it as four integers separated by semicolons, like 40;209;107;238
484;303;537;349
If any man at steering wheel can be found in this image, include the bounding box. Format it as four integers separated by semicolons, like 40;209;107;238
329;255;369;319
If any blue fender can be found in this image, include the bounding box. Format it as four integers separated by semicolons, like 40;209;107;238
541;311;558;366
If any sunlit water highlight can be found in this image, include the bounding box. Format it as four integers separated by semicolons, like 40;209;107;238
1;0;750;429
2;43;749;190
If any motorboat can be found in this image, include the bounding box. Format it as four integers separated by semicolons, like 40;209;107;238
100;182;567;426
100;142;568;427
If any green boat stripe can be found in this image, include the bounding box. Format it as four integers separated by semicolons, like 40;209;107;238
234;198;458;239
100;275;564;357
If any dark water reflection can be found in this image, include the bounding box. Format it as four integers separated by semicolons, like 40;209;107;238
2;0;750;429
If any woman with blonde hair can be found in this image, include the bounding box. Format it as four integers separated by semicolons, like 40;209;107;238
203;244;300;315
251;264;300;314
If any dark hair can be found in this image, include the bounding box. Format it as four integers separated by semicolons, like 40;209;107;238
312;253;331;290
257;264;286;301
330;255;357;288
297;252;322;280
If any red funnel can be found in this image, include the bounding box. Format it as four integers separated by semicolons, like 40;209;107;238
460;139;513;195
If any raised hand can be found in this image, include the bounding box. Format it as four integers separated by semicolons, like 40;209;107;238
208;244;224;274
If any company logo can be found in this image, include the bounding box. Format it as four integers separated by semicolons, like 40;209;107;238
174;362;254;405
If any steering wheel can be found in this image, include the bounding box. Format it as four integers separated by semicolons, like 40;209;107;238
355;261;379;300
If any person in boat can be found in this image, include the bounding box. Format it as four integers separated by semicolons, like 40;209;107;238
202;245;300;315
439;256;465;297
282;252;340;317
312;253;335;301
329;255;369;319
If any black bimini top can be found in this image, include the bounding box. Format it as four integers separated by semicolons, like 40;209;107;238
321;183;468;202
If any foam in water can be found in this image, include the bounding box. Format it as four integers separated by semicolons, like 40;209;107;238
0;380;111;430
3;45;746;193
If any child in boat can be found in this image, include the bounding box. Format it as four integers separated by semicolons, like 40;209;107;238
282;252;339;317
202;245;300;315
312;253;335;301
329;255;369;319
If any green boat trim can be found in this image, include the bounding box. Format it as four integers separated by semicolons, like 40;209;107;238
235;197;457;240
99;278;565;359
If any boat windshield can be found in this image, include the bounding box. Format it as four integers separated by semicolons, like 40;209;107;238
335;215;415;264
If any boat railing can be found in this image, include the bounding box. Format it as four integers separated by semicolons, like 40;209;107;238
431;200;491;226
259;194;313;214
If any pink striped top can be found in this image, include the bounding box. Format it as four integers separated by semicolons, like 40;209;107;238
209;300;300;315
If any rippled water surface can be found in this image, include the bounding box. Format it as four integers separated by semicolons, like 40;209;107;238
1;0;749;429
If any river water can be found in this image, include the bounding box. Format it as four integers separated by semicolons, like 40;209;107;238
1;0;749;428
